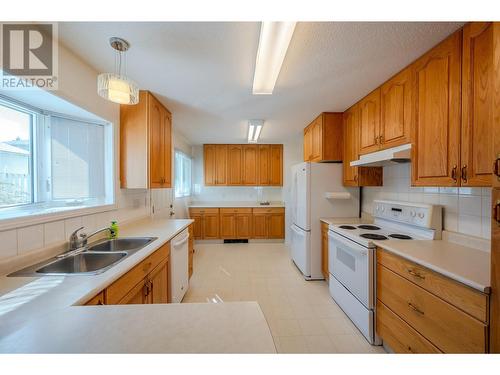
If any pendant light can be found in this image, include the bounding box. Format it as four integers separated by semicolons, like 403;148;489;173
97;37;139;105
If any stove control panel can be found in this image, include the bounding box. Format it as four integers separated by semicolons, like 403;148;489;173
373;200;441;230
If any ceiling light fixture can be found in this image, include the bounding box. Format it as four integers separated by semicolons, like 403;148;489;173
97;37;139;105
248;120;264;143
252;22;296;95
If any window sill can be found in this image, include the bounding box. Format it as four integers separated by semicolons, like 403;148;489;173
0;202;117;232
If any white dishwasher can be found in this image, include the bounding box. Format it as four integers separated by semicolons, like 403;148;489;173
170;228;190;303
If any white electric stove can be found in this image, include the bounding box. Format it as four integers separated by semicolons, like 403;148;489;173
327;200;442;345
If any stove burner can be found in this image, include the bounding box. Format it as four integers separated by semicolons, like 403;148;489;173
389;234;413;240
357;225;380;230
360;233;388;240
339;225;356;230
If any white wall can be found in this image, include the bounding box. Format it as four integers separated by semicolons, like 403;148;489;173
172;129;193;219
362;164;492;240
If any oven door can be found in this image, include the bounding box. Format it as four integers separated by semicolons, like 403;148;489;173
328;230;373;309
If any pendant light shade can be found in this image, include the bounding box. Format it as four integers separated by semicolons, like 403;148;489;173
97;37;139;105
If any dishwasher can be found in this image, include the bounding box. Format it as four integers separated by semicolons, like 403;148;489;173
170;228;190;303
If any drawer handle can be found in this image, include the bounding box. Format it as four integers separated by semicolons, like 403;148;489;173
494;200;500;224
407;269;425;280
494;155;500;180
451;165;458;182
408;302;424;315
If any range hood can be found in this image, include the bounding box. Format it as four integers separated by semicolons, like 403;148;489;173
350;143;412;167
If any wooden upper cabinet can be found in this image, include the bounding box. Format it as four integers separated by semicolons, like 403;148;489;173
380;66;413;149
204;145;227;185
461;22;494;187
411;30;462;187
343;105;360;186
269;144;283;186
303;113;343;162
359;88;381;155
227;144;243;185
242;145;258;185
258;145;271;185
120;91;172;189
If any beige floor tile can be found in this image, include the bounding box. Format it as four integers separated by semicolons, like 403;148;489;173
274;336;310;353
267;318;302;336
304;335;337;353
298;318;325;335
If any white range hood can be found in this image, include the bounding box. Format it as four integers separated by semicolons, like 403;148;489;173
350;143;412;167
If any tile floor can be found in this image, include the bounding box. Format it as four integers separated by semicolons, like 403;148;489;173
183;242;385;354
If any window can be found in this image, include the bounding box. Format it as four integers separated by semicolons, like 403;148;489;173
0;96;114;221
174;150;192;198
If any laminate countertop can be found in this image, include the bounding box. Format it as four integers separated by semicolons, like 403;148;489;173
373;239;491;293
188;201;285;208
0;217;275;353
320;217;372;226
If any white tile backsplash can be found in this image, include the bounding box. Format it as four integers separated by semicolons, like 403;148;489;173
0;230;18;260
363;164;492;240
17;225;44;254
44;221;66;246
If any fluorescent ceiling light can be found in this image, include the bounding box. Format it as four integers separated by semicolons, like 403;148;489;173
248;120;264;143
252;22;296;95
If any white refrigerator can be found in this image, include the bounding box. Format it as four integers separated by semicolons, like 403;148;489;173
290;162;359;280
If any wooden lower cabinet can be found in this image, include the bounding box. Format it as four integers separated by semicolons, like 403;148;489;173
188;223;194;279
252;208;285;239
149;259;169;304
85;292;105;305
321;222;329;280
376;247;489;353
252;213;268;239
189;208;220;240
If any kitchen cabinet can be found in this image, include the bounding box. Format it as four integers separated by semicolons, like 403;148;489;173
188;223;194;279
358;88;381;155
85;292;105;305
321;222;329;280
235;211;253;238
252;208;285;239
411;30;462;187
376;248;489;353
461;22;494;186
342;105;383;187
149;259;169;303
204;144;227;185
252;211;268;239
189;208;220;240
220;209;237;238
220;208;253;239
203;144;283;186
303;113;343;162
120;90;172;189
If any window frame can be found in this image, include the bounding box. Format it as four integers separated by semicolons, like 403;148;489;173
0;95;116;231
174;149;192;199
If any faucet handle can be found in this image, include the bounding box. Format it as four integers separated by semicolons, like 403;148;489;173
69;226;85;250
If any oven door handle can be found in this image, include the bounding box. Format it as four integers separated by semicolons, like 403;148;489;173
328;231;368;256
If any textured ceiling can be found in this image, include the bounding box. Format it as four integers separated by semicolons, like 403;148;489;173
58;22;463;144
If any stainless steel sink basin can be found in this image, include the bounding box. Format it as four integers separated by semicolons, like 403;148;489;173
87;237;155;252
35;252;127;275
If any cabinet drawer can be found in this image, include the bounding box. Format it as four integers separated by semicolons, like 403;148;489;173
377;264;487;353
377;248;488;322
220;208;253;214
376;300;441;353
189;208;219;215
252;207;285;214
107;243;170;304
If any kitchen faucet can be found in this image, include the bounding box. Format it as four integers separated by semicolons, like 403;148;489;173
68;226;112;251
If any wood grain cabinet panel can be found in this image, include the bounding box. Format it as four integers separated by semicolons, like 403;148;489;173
235;213;253;239
269;145;283;186
227;145;243;185
380;66;413;149
84;292;105;305
242;145;258;185
220;210;237;239
252;212;269;239
321;222;329;280
120;91;172;189
359;88;381;155
258;145;271;185
411;30;462;187
188;223;194;279
150;259;169;304
303;113;343;162
461;22;494;187
303;126;313;161
203;212;220;239
204;145;227;186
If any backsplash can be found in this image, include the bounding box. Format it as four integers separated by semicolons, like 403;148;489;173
362;164;492;240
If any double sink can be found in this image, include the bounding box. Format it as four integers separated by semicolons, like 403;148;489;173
9;237;157;277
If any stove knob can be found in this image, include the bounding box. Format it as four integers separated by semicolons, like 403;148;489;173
418;212;425;219
380;206;385;212
410;210;416;217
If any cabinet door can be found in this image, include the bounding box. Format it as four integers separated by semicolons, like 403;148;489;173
359;88;381;155
412;31;462;187
268;213;285;239
162;110;172;187
242;145;258;185
236;213;252;239
149;95;165;188
258;145;271;185
85;292;105;305
269;144;283;186
190;214;203;239
303;126;312;161
461;22;494;187
220;212;236;239
203;213;220;239
252;213;268;239
118;280;147;305
150;260;169;304
311;118;322;161
215;145;227;185
204;145;216;186
227;144;243;185
343;105;359;186
380;67;413;150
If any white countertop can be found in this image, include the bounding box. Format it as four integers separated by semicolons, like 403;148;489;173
320;217;371;226
0;217;275;353
374;239;491;293
0;302;275;353
189;201;285;208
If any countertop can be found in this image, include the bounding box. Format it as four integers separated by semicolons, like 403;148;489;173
0;217;275;353
188;201;285;208
373;239;491;293
320;217;371;226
